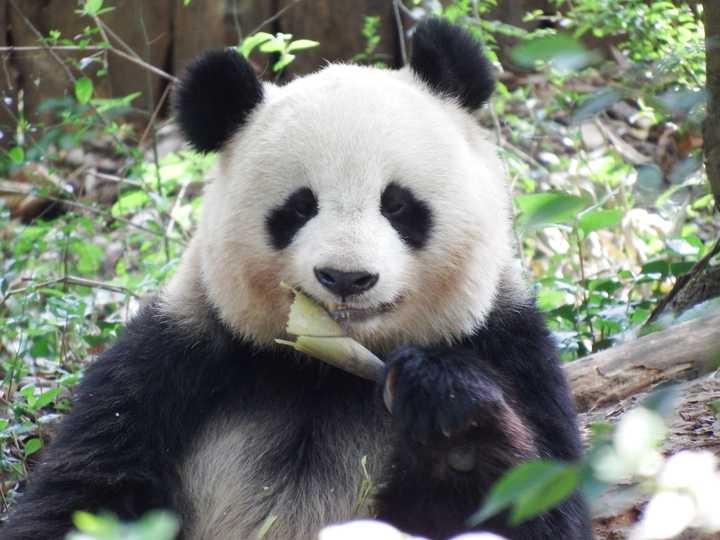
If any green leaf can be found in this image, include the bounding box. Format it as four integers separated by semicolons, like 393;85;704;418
24;437;44;456
273;52;296;72
72;511;117;536
572;88;625;124
135;511;180;540
510;464;580;525
111;190;150;217
470;460;580;526
8;146;25;164
74;77;94;104
259;37;287;54
33;387;61;410
515;192;589;231
91;92;141;113
238;33;273;58
287;39;320;52
578;209;623;234
82;0;104;16
71;240;105;274
510;34;600;72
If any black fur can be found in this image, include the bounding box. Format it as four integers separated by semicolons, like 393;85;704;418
266;187;319;250
174;49;264;153
411;18;496;110
381;182;433;249
376;300;592;539
3;296;591;540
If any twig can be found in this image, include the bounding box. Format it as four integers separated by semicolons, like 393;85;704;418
0;46;178;83
498;138;551;177
3;276;138;302
164;181;191;241
232;0;244;42
139;82;172;147
248;0;305;36
393;0;408;66
0;185;184;244
138;3;169;262
90;170;144;188
8;0;75;82
94;18;138;58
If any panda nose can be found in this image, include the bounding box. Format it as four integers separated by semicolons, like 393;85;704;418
314;267;379;298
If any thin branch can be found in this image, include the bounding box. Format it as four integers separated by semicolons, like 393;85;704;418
3;276;138;303
393;0;408;66
95;17;139;58
139;83;172;147
248;0;305;36
164;181;191;241
90;170;144;188
8;0;75;83
0;46;178;82
0;185;184;244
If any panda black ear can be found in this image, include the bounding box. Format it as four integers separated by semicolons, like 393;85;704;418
174;49;264;153
410;18;495;110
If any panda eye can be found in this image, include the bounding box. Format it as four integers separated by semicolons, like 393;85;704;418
294;199;315;219
381;184;410;218
380;182;433;250
383;200;406;216
266;187;318;250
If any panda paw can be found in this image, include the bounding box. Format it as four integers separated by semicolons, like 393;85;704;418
383;345;506;446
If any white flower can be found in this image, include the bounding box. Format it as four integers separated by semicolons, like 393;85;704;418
630;491;696;540
593;407;665;483
318;521;509;540
631;450;720;539
657;451;720;531
318;520;427;540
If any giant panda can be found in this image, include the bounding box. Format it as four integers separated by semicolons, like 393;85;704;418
4;18;592;540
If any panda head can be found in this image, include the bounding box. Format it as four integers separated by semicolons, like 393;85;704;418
171;18;516;349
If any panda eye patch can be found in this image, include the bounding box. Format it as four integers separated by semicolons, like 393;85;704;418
266;187;318;250
381;182;433;249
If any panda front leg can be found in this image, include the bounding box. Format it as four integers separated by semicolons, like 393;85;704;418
374;345;569;540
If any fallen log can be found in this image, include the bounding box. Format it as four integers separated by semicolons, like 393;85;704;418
564;313;720;412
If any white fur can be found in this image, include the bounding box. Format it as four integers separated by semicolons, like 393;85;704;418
179;412;389;540
165;64;515;350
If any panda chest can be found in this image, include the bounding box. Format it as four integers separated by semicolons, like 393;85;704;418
179;399;391;540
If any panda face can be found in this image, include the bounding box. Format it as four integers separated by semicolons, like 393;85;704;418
191;65;515;349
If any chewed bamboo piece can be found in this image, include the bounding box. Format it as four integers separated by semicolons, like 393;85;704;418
275;283;385;382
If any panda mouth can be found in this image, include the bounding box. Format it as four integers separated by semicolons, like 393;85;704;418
326;302;398;322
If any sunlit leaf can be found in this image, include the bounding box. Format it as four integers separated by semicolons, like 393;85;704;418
511;34;600;73
515;192;589;231
24;437;44;456
238;33;273;58
288;39;320;52
82;0;104;16
111;190;150;217
8;146;25;164
74;77;94;104
578;209;623;234
273;53;296;72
